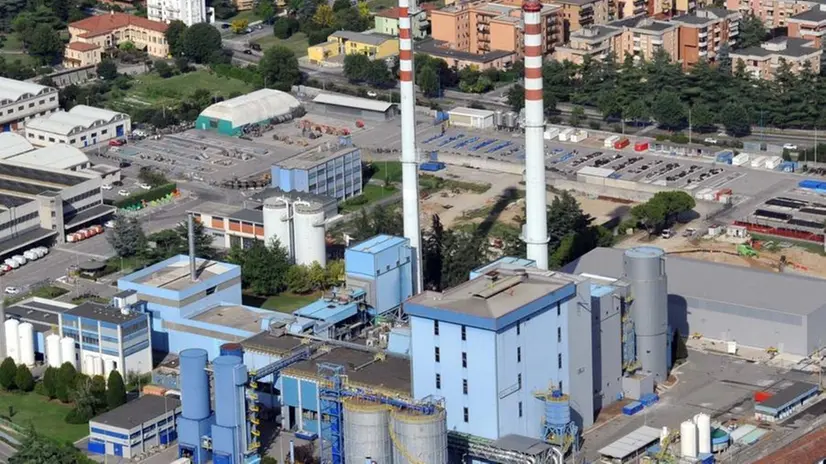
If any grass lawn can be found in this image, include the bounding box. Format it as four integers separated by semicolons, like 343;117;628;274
109;70;255;111
0;392;88;444
261;292;321;313
367;160;402;183
0;34;38;68
227;10;262;23
252;32;309;56
340;184;398;213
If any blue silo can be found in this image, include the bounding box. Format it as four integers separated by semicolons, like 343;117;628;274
212;355;249;464
179;348;214;463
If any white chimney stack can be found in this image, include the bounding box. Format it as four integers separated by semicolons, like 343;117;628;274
398;0;423;292
522;0;549;270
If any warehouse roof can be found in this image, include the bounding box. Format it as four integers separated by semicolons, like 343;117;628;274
563;247;826;316
758;381;818;411
6;144;89;170
449;106;495;118
349;235;407;254
90;395;181;431
598;426;661;459
126;256;236;291
277;145;359;170
0;77;54;104
26;105;127;136
0;133;34;158
199;89;301;129
190;304;268;333
313;93;394;113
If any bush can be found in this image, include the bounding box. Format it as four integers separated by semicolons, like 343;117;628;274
56;362;77;403
42;366;57;398
33;381;47;396
65;408;93;424
15;365;33;392
106;371;126;409
114;183;177;209
307;27;335;46
589;121;602;130
0;358;16;390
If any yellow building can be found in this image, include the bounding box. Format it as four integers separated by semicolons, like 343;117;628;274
307;31;399;64
64;12;169;68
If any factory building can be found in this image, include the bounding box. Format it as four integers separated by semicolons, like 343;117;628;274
564;246;826;357
88;394;181;459
404;265;595;439
312;94;398;121
24;105;131;148
0;144;91;171
195;89;302;136
270;144;362;201
447;107;496;129
0;77;59;132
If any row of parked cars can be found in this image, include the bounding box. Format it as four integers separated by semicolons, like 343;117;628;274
1;246;49;280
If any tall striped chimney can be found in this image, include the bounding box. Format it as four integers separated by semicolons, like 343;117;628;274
399;0;423;292
522;0;549;270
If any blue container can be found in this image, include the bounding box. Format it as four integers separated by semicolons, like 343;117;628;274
799;179;823;189
716;151;734;164
777;161;798;172
220;343;244;358
180;348;210;421
429;151;438;161
640;393;659;407
420;162;445;172
622;401;643;416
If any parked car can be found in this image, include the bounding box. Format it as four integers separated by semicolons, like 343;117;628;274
221;23;231;29
0;264;11;273
104;220;115;228
101;184;113;190
367;91;378;97
783;143;798;151
250;43;262;51
138;183;152;190
118;189;130;197
661;229;674;239
108;139;126;147
4;287;19;295
703;138;717;145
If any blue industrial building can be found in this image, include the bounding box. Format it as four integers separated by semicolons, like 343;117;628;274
270;144;362;201
344;235;413;318
88;394;181;459
404;265;594;441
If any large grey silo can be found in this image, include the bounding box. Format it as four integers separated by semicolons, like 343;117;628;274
623;246;668;382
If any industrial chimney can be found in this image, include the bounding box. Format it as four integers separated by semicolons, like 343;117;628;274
188;212;197;281
398;0;423;292
623;246;668;383
522;0;549;270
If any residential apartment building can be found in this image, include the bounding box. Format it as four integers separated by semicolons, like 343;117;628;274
0;77;59;132
65;12;169;68
63;42;103;68
730;36;821;79
553;0;610;42
614;0;647;19
612;16;680;60
787;5;826;47
672;8;741;68
374;4;436;38
554;25;623;63
726;0;818;28
147;0;207;26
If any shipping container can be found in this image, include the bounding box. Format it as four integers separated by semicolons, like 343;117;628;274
777;161;797;172
634;141;649;152
604;135;620;148
732;153;750;166
570;130;588;143
420;162;446;172
716;151;734;164
764;156;782;170
799;179;825;189
544;128;560;140
754;391;773;403
695;188;713;199
558;128;574;142
750;155;767;168
640;393;659;406
715;188;733;201
614;137;630;149
622;401;643;416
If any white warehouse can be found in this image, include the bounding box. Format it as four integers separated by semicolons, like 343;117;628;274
448;107;495;129
25;105;131;148
0;77;59;132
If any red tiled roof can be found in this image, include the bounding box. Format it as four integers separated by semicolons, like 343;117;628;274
66;42;101;51
69;12;168;35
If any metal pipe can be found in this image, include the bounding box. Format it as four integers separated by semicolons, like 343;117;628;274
188;212;197;281
289;440;295;464
398;0;423;293
522;0;549;270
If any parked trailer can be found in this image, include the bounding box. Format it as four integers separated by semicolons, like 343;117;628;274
614;137;630;149
764;156;782;170
634;141;649;152
622;401;643;416
569;130;588;143
420;162;446;172
545;128;560;140
558;129;574;142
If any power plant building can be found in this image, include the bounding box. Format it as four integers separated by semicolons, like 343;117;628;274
270;145;363;201
87;394;181;459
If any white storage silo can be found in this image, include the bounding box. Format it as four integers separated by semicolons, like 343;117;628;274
343;399;393;464
83;355;95;375
104;358;115;378
696;413;711;454
292;201;326;267
680;420;697;458
45;334;62;368
17;322;34;367
93;356;103;376
391;408;448;464
4;319;20;364
263;197;293;258
60;337;77;369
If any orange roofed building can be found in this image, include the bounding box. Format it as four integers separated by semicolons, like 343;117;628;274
64;12;169;68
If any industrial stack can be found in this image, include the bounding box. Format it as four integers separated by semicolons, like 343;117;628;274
397;0;423;292
521;0;549;270
623;247;669;383
179;349;213;463
211;355;250;464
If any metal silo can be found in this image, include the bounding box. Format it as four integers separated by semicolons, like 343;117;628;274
343;399;393;464
623;246;668;382
292;200;326;267
180;348;211;421
263;196;292;258
390;408;448;464
212;355;249;462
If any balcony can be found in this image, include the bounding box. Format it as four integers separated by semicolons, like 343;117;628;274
652;37;663;45
699;39;707;46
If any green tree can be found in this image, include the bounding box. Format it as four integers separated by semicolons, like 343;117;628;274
10;428;94;464
672;328;688;364
507;84;525;112
418;66;440;98
259;45;301;91
27;24;63;65
154;60;174;78
347;205;403;241
332;0;351;11
0;0;28;32
96;59;119;81
569;105;585;127
147;219;216;260
0;358;15;390
91;375;107;410
106;370;126;409
165;20;188;57
651;91;686;130
343;53;371;82
366;60;393;87
211;0;237;18
440;228;485;289
227;238;291;295
422;214;444;291
719;102;751;137
12;7;61;47
307;262;327;290
66;377;96;424
326;260;345;286
312;4;335;27
56;362;77;403
255;1;277;24
631;191;696;233
690;103;716;133
182;22;222;63
14;365;33;392
42;366;58;398
737;13;767;49
285;264;312;294
107;215;148;258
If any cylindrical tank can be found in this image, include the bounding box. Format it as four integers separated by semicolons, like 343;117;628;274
544;391;571;428
680;420;697;458
391;408;448;464
263;197;293;258
180;348;211;421
60;337;77;369
213;355;248;427
83;355;95;375
17;322;34;367
696;413;711;454
220;343;244;358
4;319;20;364
292;201;326;267
104;358;115;378
623;247;668;382
93;356;103;376
46;334;62;368
343;399;393;464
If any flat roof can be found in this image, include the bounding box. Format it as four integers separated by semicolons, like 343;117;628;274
0;227;57;253
578;166;615;178
563;247;826;316
598;425;661;459
64;301;144;325
0;158;91;186
242;330;307;355
132;258;234;290
329;30;396;46
416;38;514;63
759;381;818;410
63;204;115;229
228;208;263;224
251;187;338;208
6;298;73;328
788;8;826;22
313;94;395;113
449;107;495;118
492;435;553;456
349;235;407;254
277;145;359;170
190;304;267;333
90;395;181;431
189;201;243;218
294;293;360;324
284;345;411;394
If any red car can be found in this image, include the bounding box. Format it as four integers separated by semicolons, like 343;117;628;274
109;139;126;147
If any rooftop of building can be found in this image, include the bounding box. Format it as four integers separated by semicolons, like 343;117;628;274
731;36;819;58
250;187;338;208
312;93;395;114
64;301;145;325
66;42;101;52
125;256;235;291
348;235;408;254
293;288;365;324
328;30;397;46
90;395;181;430
3;144;90;170
552;0;602;6
6;298;75;330
242;330;308;355
190;304;268;333
492;435;554;457
672;7;740;25
611;15;676;32
415;38;514;62
0;77;54;104
276;142;360;170
449;106;496;117
758;381;818;410
788;6;826;22
563;247;826;316
598;425;661;459
69;12;168;35
198;89;301;127
0;133;34;159
569;25;623;42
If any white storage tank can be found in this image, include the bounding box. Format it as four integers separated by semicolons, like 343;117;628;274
681;420;697;458
60;337;77;369
292;201;326;267
46;334;62;368
696;413;712;454
17;322;34;367
104;358;115;378
391;408;448;464
263;197;293;258
4;319;19;363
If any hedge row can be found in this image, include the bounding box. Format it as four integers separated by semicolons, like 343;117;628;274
114;183;177;209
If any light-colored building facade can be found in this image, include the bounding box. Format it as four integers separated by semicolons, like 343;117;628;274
307;31;399;64
0;77;59;133
556;16;678;64
147;0;207;26
554;25;623;63
65;12;169;68
730;36;821;79
787;5;826;47
63;42;103;68
374;4;435;38
726;0;818;28
270;145;363;201
673;8;741;69
88;395;181;459
25;105;131;149
553;0;610;42
418;38;517;70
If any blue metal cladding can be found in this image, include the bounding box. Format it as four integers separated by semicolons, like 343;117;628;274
213;355;247;427
180;349;210;420
114;443;123;456
87;440;105;454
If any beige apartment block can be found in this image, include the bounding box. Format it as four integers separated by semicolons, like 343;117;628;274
726;0;819;28
552;0;610;42
787;5;826;47
612;16;680;61
554;25;623;63
730;36;821;79
672;8;741;69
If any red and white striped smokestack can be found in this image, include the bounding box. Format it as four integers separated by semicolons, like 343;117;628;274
398;0;423;292
522;0;549;270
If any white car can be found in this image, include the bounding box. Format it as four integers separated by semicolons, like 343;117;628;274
101;184;113;190
138;183;152;190
118;189;130;197
704;138;718;144
367;90;378;97
783;143;798;151
104;220;115;228
4;287;19;295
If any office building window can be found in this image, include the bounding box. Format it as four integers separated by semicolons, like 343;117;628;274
463;379;468;394
517;347;521;363
434;321;439;336
516;322;520;335
518;402;523;417
461;352;467;368
518;373;522;389
558;327;562;343
435;373;441;389
463;407;469;423
558;353;562;369
435;347;440;362
557;302;561;316
461;325;466;341
559;380;563;391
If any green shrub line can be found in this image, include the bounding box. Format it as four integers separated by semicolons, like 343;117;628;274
114;183;177;209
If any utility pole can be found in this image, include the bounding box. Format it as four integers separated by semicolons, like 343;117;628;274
688;106;692;145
